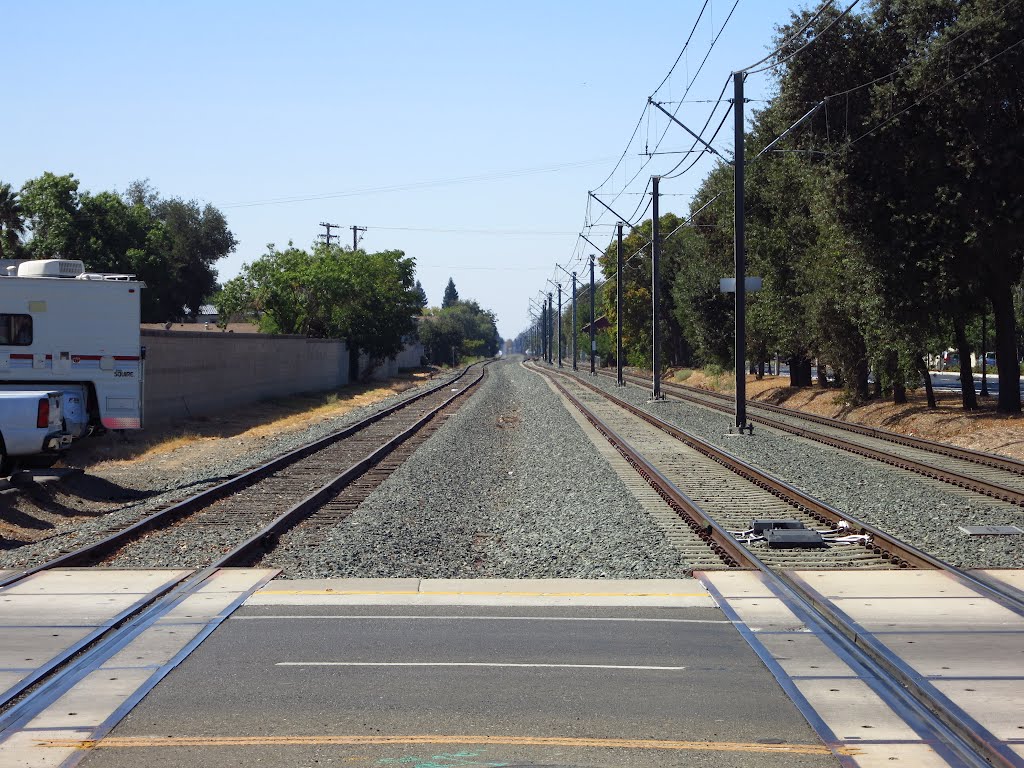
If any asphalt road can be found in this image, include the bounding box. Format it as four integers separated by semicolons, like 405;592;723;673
80;605;839;768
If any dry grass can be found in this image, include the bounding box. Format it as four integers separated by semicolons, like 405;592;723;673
679;369;1024;461
65;370;437;472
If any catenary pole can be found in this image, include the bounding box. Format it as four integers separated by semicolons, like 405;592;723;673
589;254;596;374
571;272;578;370
556;284;563;367
547;293;554;364
733;72;747;430
616;222;624;386
652;176;662;400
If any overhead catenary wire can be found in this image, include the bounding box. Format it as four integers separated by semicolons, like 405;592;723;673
744;0;862;75
588;0;740;229
738;0;837;72
841;34;1024;150
817;0;1020;102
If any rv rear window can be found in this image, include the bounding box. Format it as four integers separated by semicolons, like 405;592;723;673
0;314;32;346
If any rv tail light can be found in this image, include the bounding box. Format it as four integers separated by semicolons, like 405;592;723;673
37;398;50;428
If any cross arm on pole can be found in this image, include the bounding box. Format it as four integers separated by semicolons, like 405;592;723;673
648;97;733;166
580;233;607;254
753;100;825;161
556;263;574;280
588;192;638;230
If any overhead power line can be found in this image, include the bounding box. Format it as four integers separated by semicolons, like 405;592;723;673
221;157;617;209
745;0;862;75
843;35;1024;149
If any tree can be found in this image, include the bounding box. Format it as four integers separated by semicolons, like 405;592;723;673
19;172;83;259
442;277;459;308
16;174;237;324
412;279;428;310
775;0;1023;411
218;243;422;379
0;182;26;258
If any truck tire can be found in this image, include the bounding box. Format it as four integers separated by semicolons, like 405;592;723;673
0;438;10;477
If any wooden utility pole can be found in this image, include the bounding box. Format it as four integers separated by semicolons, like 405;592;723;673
318;222;340;245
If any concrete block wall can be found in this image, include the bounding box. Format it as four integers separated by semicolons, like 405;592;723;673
141;330;348;424
140;330;425;425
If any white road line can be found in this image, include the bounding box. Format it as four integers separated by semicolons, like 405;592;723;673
276;662;687;670
233;615;732;623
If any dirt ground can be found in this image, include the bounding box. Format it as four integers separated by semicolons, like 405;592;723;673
65;370;439;475
0;370;443;548
680;369;1024;461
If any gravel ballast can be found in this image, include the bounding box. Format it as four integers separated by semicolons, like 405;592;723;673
559;366;1024;570
0;370;464;570
265;360;693;578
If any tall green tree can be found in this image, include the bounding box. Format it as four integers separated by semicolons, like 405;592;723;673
776;0;1023;411
442;277;459;308
0;182;26;258
216;243;421;379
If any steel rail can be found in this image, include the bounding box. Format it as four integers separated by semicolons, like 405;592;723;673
0;363;490;719
535;362;1020;768
607;369;1024;505
541;370;749;569
540;365;932;569
0;364;483;589
570;366;1024;605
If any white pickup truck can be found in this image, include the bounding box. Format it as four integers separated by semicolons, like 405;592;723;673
0;390;69;473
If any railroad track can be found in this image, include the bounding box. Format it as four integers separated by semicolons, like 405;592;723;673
600;368;1024;506
531;361;1024;768
0;361;490;720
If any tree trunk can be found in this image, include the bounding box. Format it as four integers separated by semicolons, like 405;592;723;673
756;360;764;380
853;359;870;401
917;356;936;409
789;356;812;387
817;359;829;388
990;286;1022;414
888;351;907;404
953;319;978;410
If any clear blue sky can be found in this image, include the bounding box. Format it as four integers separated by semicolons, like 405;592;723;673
6;0;806;338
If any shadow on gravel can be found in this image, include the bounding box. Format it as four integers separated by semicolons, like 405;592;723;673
0;502;55;532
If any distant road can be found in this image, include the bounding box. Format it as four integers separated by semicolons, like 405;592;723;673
768;364;1024;396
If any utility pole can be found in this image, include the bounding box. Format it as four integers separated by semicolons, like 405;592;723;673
569;273;576;369
351;225;367;251
556;284;563;367
541;300;548;362
652;176;663;400
318;222;340;246
547;293;554;364
616;222;624;386
589;254;596;374
548;279;563;368
733;71;748;431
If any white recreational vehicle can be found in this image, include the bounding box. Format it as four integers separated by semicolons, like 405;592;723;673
0;259;144;455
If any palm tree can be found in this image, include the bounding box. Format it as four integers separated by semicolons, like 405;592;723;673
0;182;26;258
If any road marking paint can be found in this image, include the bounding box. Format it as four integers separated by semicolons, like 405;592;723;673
231;614;733;624
275;662;686;670
40;733;852;755
256;589;710;597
